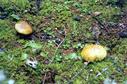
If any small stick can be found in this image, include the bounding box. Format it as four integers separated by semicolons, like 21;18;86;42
49;28;67;64
92;16;109;33
42;73;46;84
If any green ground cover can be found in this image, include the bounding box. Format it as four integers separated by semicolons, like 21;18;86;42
0;0;127;84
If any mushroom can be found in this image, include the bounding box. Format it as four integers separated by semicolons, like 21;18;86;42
81;44;107;62
15;21;33;35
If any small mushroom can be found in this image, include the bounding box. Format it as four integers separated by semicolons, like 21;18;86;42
81;44;107;62
15;21;33;35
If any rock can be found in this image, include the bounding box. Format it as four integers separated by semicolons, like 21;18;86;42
73;15;81;21
118;31;127;38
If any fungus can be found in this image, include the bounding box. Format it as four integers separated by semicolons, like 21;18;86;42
81;44;107;62
15;21;33;35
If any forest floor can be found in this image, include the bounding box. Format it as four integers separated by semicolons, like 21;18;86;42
0;0;127;84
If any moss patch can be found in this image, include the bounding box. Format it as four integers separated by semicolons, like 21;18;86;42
0;0;127;84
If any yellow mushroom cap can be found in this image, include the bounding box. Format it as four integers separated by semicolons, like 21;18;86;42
15;21;33;35
81;44;107;62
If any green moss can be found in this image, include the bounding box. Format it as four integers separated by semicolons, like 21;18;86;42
0;20;16;41
0;0;126;83
0;0;30;9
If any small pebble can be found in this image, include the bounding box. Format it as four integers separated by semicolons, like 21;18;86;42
0;12;8;19
55;38;62;45
119;31;127;38
41;33;52;40
73;15;81;21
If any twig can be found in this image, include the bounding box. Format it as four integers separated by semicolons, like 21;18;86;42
49;28;67;64
49;38;65;64
42;73;46;84
92;16;109;33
